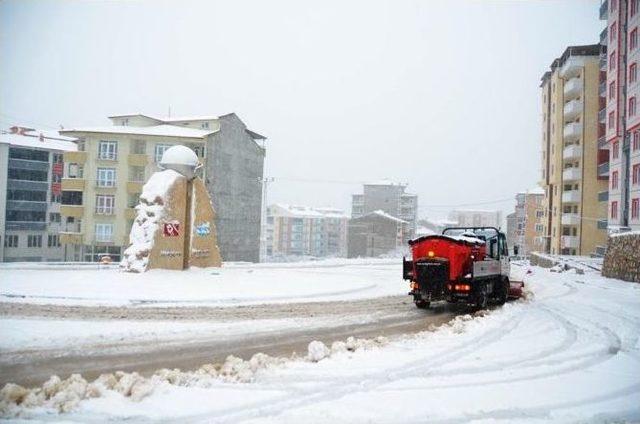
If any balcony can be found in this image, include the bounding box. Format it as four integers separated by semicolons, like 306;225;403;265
598;161;610;177
5;221;46;231
7;179;48;191
60;232;83;245
561;214;580;225
564;77;582;98
560;57;583;79
597;219;608;229
6;200;47;212
127;181;143;193
562;190;581;203
600;0;608;20
598;108;606;123
599;53;607;71
8;158;49;172
562;144;582;160
61;178;85;191
563;122;582;140
64;151;87;164
60;205;85;218
128;154;149;167
562;167;582;181
563;99;583;119
598;190;609;202
561;235;579;249
600;27;608;45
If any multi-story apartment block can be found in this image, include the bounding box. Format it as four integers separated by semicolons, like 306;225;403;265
351;180;417;241
510;189;546;256
601;0;640;232
448;210;502;229
265;204;348;258
59;113;266;262
540;45;609;255
0;127;77;262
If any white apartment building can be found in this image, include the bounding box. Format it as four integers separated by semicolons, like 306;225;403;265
448;210;503;229
265;204;348;259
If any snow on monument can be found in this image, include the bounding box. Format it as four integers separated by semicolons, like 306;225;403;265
121;145;222;272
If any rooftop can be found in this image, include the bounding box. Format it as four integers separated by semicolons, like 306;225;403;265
60;124;217;139
270;204;349;219
0;131;77;151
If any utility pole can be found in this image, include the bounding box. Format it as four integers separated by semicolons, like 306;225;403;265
259;177;275;262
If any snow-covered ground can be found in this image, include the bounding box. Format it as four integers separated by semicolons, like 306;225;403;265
0;259;404;307
2;262;639;422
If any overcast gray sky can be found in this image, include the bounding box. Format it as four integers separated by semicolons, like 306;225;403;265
1;0;603;220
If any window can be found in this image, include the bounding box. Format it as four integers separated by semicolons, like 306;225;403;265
631;63;638;84
4;235;18;248
535;224;544;233
129;166;145;182
633;0;639;16
630;97;637;117
201;122;209;129
632;28;638;50
52;153;63;164
7;190;46;202
633;164;640;185
612;170;619;189
611;0;617;12
609;81;616;99
67;163;83;178
62;190;83;206
611;22;617;42
96;168;116;187
632;199;640;220
27;235;42;248
132;140;146;154
613;141;620;159
49;213;61;223
120;119;129;126
609;111;615;129
610;52;616;71
95;223;114;242
635;132;640;150
96;195;115;214
98;141;118;160
47;234;60;247
611;201;618;219
154;144;172;163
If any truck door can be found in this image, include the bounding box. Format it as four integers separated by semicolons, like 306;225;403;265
498;233;510;277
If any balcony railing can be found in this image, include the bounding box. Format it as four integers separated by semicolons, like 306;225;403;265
98;152;118;161
562;144;582;160
95;207;115;215
561;235;579;249
562;190;581;203
598;108;606;123
560;57;582;79
600;54;607;70
562;167;582;181
564;77;582;98
599;81;606;97
598;190;609;202
598;161;610;177
563;99;583;119
600;27;608;45
563;122;582;140
561;213;580;226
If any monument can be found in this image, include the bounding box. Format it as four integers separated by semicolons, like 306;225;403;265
120;145;222;272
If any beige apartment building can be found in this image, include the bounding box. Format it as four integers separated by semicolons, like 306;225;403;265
58;113;266;262
508;189;545;256
540;45;609;256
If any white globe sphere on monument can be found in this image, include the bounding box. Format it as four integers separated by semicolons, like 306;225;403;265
159;145;200;179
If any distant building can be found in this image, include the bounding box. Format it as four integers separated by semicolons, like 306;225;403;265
506;212;517;255
351;180;417;241
0;127;77;262
418;218;459;235
265;204;348;258
448;210;502;229
59;113;265;262
347;210;408;257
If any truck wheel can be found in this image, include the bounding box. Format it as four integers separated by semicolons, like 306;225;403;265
496;279;508;305
415;300;430;309
476;289;488;310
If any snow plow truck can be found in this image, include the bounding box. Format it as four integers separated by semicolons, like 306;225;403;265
402;227;512;309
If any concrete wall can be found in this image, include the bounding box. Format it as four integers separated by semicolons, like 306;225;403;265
602;232;640;282
206;114;264;262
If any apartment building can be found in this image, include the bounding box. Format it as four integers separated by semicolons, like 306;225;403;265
601;0;640;232
351;180;418;241
509;189;546;256
347;210;408;258
0;127;77;262
265;204;348;259
447;210;502;229
540;45;609;255
59;113;266;262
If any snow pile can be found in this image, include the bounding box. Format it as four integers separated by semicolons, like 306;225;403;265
0;335;390;418
120;169;182;273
